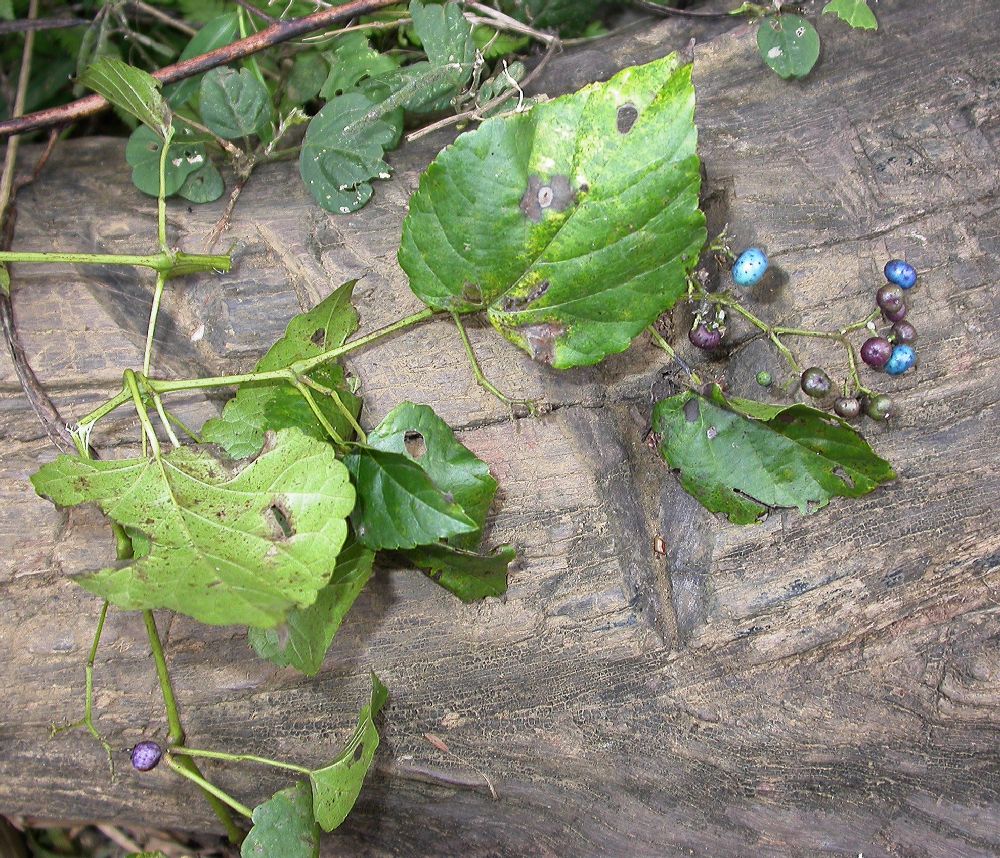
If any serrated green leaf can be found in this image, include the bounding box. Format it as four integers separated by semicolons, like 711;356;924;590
284;51;329;108
410;0;474;71
345;447;478;550
202;280;363;458
652;385;896;525
165;13;241;107
756;15;821;79
822;0;877;30
125;125;207;197
399;54;705;368
309;672;388;832
30;429;355;627
74;9;118;98
299;91;402;213
402;542;514;601
200;67;273;139
241;782;320;858
80;58;170;136
319;33;400;100
249;541;374;675
177;162;224;203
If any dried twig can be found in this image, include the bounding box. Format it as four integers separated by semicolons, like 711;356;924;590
629;0;738;18
0;17;87;34
0;0;403;140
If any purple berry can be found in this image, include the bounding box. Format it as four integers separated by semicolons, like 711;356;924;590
876;284;904;314
883;303;907;323
130;740;162;772
891;320;917;343
833;397;861;419
688;323;722;350
861;337;893;369
800;367;832;398
884;259;917;289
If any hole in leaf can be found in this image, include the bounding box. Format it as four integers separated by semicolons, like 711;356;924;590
353;743;364;762
520;322;564;365
404;431;426;459
683;398;700;423
311;328;325;346
833;467;855;489
462;282;483;304
537;186;554;208
617;103;639;134
268;503;294;538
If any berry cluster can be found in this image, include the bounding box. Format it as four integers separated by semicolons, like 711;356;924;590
684;247;922;425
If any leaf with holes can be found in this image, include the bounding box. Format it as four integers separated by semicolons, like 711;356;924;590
822;0;877;30
30;428;355;627
80;58;170;136
249;541;375;675
200;67;273;139
165;13;240;107
125;125;208;197
202;280;363;459
319;33;400;100
756;15;821;79
299;91;403;214
399;54;705;368
241;781;320;858
652;385;895;525
177;162;224;203
362;402;513;599
309;672;388;831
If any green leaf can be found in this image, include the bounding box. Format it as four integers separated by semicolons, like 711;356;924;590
652;385;896;525
299;91;402;213
756;14;821;79
822;0;877;30
177;162;224;203
399;54;706;368
402;542;514;601
497;0;606;36
0;0;13;20
242;782;320;858
80;58;170;136
30;429;355;627
249;541;375;675
125;125;207;197
202;280;363;458
319;33;400;100
472;27;530;62
309;672;388;832
345;448;478;550
166;13;241;107
410;0;474;72
200;67;273;139
284;51;329;108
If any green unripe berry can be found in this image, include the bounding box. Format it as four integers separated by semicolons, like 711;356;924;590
864;394;893;422
800;367;832;398
756;371;773;387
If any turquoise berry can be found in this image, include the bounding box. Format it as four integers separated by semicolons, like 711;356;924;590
884;259;917;289
732;248;768;287
756;370;773;387
884;344;916;375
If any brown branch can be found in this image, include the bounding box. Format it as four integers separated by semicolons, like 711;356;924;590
0;17;87;34
0;0;403;139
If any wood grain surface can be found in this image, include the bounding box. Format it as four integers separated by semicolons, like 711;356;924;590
1;2;998;855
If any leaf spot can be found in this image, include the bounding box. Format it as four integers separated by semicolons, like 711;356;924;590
519;322;564;364
706;426;718;440
538;186;554;208
617;103;639;134
267;503;294;539
310;328;325;346
767;46;783;58
520;174;577;222
795;26;806;37
353;742;364;762
683;398;700;423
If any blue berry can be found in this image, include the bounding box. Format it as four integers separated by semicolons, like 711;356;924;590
732;248;768;287
884;259;916;289
130;740;163;772
884;344;916;375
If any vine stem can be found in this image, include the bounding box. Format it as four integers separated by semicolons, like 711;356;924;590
646;325;702;386
704;291;802;373
0;0;405;139
145;612;246;841
452;312;538;412
165;757;254;821
171;745;312;776
0;249;229;272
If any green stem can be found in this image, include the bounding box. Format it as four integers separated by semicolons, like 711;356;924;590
171;745;312;776
452;312;537;411
157;127;173;252
145;612;246;842
165;756;254;820
162;406;203;444
76;388;130;431
143;273;166;376
705;292;801;374
150;390;182;448
292;379;346;447
0;249;231;275
300;375;367;443
646;325;702;386
124;369;161;458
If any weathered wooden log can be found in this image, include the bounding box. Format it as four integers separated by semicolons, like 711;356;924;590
1;1;998;854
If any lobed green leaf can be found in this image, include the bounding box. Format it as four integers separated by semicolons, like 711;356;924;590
31;429;355;627
200;67;273;139
80;57;170;137
399;54;706;368
653;385;896;524
822;0;878;30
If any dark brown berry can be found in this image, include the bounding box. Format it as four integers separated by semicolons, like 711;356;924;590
833;397;861;419
861;337;893;368
800;367;832;398
883;303;907;323
876;284;904;314
891;320;917;343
